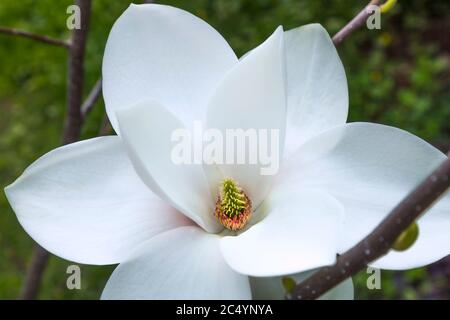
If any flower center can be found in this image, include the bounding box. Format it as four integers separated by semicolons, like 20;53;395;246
215;178;252;231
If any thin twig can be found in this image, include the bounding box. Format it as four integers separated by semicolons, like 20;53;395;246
20;0;92;300
289;154;450;300
63;0;92;145
0;26;70;48
19;245;49;299
98;113;112;136
81;78;102;117
332;0;382;46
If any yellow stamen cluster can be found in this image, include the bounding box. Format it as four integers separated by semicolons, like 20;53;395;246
215;178;252;231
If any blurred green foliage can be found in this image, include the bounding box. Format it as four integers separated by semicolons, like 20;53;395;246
0;0;449;299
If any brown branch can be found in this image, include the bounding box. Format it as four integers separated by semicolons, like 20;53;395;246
81;78;102;117
332;0;382;46
63;0;92;145
19;245;49;299
0;26;70;48
20;0;92;300
289;153;450;300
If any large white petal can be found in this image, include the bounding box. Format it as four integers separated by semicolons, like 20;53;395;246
283;24;348;158
250;270;354;300
103;4;238;133
102;226;251;299
4;137;191;265
116;101;221;233
220;189;343;277
278;122;450;269
206;27;286;209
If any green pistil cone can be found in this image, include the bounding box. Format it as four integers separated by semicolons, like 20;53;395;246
220;179;246;217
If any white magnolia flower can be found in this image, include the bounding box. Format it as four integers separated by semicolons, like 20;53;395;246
5;4;450;300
